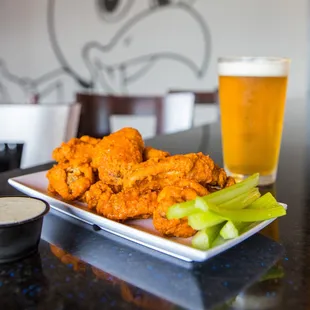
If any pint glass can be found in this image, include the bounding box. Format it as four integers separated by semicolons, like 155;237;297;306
218;57;290;185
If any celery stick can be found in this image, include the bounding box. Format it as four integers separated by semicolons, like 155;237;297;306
192;223;224;250
217;188;261;210
202;173;259;205
212;235;227;247
195;196;209;212
167;196;210;220
248;192;277;209
167;174;259;220
188;211;225;230
209;204;286;222
166;200;198;220
220;221;250;239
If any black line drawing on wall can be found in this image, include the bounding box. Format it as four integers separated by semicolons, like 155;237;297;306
0;0;211;102
0;59;66;103
97;0;136;23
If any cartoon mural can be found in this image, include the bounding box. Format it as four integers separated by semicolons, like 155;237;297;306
0;0;211;103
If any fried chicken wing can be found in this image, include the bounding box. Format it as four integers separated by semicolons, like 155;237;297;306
206;174;236;192
47;161;95;200
225;176;236;187
84;181;114;210
84;183;157;221
124;152;231;193
143;146;170;161
46;126;237;239
92;127;144;189
52;135;100;164
95;188;157;221
209;164;228;188
153;180;209;238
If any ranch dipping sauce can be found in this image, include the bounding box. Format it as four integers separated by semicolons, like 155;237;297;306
0;197;46;225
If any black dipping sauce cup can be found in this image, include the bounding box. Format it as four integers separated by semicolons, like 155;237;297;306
0;196;50;263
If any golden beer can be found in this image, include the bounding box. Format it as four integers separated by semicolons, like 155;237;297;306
218;57;290;185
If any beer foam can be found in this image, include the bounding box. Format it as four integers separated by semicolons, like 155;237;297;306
218;58;289;77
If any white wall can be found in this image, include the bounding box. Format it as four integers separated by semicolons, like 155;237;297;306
0;0;308;105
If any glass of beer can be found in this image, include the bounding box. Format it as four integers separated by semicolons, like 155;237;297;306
218;57;290;185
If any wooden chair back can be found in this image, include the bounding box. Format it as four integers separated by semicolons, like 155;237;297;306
76;93;195;138
169;89;218;104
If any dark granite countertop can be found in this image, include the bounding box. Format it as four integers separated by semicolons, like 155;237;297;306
0;99;309;309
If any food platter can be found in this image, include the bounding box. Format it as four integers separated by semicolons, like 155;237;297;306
8;171;286;262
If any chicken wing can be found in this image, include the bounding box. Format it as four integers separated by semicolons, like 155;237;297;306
47;160;95;200
95;188;158;221
47;127;237;237
92;127;144;189
124;152;230;192
153;180;209;238
52;135;100;164
225;176;236;187
84;181;114;210
143;146;170;161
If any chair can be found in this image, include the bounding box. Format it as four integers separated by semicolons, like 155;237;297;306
168;89;218;104
76;93;195;139
0;143;23;172
169;89;219;126
0;103;81;168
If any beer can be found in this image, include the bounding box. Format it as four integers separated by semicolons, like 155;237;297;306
218;57;290;185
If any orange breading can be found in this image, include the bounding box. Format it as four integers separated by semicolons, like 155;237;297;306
143;146;170;161
46;127;237;239
153;180;209;238
92;128;144;189
123;153;223;191
52;135;100;164
84;181;114;210
95;188;158;221
47;161;95;200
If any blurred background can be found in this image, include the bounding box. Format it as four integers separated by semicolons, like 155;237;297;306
0;0;307;102
0;0;308;171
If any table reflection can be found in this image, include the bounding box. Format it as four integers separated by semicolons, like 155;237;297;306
38;210;286;310
257;184;280;242
48;241;285;310
50;244;87;272
49;244;174;309
228;262;284;310
260;220;279;242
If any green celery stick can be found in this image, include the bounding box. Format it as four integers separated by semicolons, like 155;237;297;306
188;211;225;230
209;204;286;222
220;221;250;239
192;188;260;213
248;192;277;209
195;196;209;212
167;196;210;220
167;173;259;220
212;235;227;247
202;173;259;205
192;223;224;250
217;188;261;210
166;200;198;220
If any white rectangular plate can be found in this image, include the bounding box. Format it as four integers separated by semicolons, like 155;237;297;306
8;171;286;262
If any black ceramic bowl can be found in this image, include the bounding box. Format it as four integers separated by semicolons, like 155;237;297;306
0;196;50;263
